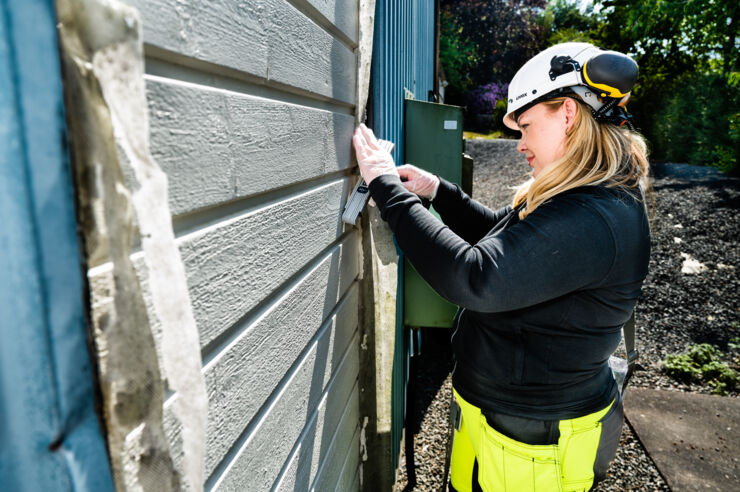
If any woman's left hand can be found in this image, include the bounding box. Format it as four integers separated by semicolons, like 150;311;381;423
398;164;440;199
352;124;399;184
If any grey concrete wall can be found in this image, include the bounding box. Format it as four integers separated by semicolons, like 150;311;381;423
97;0;362;489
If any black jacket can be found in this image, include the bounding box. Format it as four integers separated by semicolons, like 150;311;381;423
368;174;650;419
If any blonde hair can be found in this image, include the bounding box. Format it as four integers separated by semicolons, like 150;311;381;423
513;97;652;219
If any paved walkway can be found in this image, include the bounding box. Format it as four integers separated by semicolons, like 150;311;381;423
625;388;740;491
652;162;733;182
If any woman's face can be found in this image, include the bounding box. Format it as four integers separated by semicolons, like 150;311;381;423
515;99;576;177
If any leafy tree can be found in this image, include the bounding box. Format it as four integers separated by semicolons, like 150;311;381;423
439;10;479;103
654;72;740;171
540;0;600;45
592;0;740;168
440;0;547;106
595;0;739;77
439;0;740;170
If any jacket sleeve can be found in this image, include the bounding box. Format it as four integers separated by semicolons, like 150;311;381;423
368;174;616;313
432;178;513;244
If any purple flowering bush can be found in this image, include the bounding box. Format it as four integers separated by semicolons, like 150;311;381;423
466;82;509;116
465;82;510;132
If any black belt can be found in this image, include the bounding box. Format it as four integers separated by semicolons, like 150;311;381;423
481;409;560;445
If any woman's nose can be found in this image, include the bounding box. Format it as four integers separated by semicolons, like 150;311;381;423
517;137;527;153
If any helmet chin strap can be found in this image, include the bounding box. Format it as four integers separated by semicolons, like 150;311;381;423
568;85;634;129
590;98;635;130
513;86;635;131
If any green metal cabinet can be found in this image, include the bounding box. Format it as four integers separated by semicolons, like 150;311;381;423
403;99;465;328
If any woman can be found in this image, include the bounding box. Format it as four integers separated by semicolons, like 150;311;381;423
353;43;651;491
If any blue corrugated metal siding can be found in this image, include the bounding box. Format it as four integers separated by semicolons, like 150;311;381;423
0;0;114;490
371;0;436;473
372;0;435;162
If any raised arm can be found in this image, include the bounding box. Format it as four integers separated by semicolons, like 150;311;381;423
397;164;513;244
432;178;514;244
368;175;616;312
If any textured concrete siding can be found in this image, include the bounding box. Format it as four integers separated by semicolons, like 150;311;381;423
120;0;361;488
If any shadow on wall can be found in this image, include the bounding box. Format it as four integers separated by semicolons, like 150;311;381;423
294;1;361;491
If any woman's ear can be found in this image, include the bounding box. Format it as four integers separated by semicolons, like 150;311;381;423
563;98;578;131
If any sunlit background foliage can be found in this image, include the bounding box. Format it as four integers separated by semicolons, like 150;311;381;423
440;0;739;172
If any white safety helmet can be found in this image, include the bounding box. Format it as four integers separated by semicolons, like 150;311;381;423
503;42;638;130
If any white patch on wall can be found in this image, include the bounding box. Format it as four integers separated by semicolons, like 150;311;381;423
444;120;458;130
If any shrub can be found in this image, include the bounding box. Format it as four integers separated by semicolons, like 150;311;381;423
652;72;740;173
663;353;702;382
729;335;740;352
663;343;739;395
462;82;513;133
465;82;509;116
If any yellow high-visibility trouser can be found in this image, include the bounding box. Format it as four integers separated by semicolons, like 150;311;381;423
450;388;623;492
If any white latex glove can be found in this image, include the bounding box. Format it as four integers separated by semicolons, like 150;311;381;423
398;164;440;200
352;124;399;184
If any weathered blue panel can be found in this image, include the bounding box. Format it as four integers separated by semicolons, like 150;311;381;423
371;0;436;472
0;0;114;490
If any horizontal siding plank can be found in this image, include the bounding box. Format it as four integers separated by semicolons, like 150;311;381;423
300;0;359;43
130;0;268;78
130;0;356;104
308;405;359;492
213;330;360;490
87;179;351;354
182;178;349;348
262;0;357;104
162;272;359;481
332;425;360;492
273;382;359;491
145;77;355;217
204;273;359;475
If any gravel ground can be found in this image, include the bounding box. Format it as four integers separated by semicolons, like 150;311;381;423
393;140;740;491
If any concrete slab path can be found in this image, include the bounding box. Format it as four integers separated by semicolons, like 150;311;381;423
624;388;740;491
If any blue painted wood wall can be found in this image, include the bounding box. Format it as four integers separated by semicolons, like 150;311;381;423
0;0;114;489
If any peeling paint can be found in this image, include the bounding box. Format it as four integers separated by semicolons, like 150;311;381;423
57;0;207;490
359;414;369;489
355;0;376;125
353;1;402;490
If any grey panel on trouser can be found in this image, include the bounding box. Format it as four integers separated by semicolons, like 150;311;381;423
592;393;624;487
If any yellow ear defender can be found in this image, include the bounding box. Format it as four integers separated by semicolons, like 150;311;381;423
581;52;639;99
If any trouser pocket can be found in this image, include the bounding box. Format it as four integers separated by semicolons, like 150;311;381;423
558;397;621;491
558;426;601;491
478;420;562;492
452;388;619;492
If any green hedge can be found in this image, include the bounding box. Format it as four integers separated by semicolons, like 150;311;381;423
652;72;740;173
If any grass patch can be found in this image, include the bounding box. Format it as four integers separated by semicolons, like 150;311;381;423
663;341;740;395
463;130;507;140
